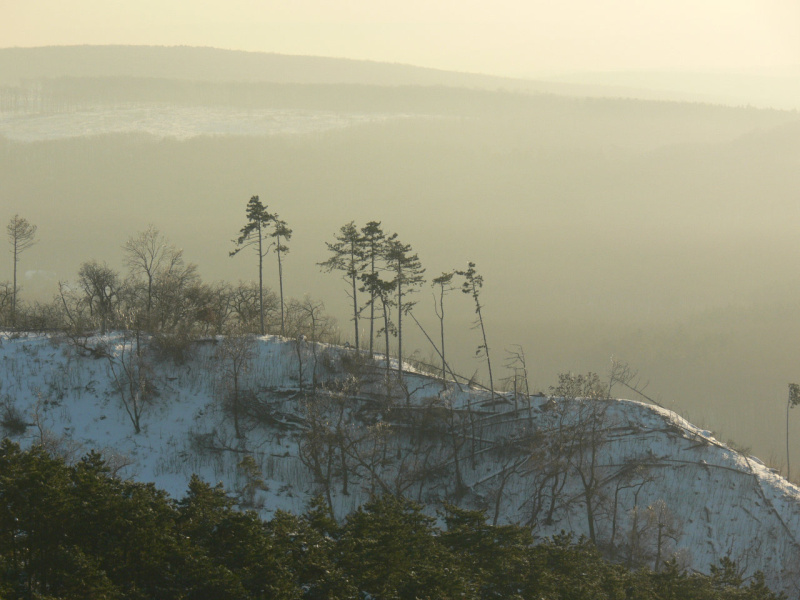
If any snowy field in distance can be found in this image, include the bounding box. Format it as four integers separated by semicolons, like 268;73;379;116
0;104;415;141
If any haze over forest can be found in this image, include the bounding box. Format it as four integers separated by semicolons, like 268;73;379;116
2;44;800;477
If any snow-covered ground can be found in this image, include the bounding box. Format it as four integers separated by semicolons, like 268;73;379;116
2;332;799;595
0;104;416;141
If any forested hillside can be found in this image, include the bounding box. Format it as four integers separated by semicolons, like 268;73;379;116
0;441;786;599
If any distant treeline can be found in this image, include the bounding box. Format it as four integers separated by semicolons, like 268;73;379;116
3;75;794;119
0;440;784;600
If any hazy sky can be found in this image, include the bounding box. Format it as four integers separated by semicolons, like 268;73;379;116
4;0;799;77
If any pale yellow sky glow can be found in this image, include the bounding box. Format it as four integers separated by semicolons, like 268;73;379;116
4;0;800;76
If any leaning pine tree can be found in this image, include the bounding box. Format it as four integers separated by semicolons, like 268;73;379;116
230;195;274;336
432;270;456;386
457;262;496;398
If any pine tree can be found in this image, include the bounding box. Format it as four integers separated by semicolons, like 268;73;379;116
457;262;496;398
360;270;395;375
230;196;274;336
359;221;386;358
6;214;37;327
270;215;292;337
385;235;425;379
432;271;456;385
319;221;363;350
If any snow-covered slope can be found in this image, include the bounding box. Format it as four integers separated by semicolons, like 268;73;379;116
2;332;799;595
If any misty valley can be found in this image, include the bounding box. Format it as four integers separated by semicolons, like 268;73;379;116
2;46;800;598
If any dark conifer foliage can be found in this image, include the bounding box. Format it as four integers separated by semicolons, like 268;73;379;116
0;441;785;600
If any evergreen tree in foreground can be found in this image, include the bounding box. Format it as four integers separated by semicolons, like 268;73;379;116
0;441;787;600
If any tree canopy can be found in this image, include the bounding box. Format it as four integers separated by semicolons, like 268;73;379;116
0;441;785;600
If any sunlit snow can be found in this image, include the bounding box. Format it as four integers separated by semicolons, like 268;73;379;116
2;332;799;595
0;105;414;141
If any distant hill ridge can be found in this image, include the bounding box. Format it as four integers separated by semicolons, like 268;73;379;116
0;45;712;103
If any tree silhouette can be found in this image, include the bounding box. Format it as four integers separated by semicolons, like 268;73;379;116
230;196;274;336
457;262;495;397
360;221;386;358
360;270;395;375
270;215;292;337
432;271;456;386
385;235;425;379
6;214;37;327
123;224;196;331
319;221;363;350
77;260;120;334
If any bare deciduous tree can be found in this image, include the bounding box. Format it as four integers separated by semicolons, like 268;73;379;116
0;281;14;324
504;345;531;415
77;260;120;334
286;297;335;391
105;314;157;434
646;499;682;572
550;372;612;545
215;329;256;439
229;280;278;333
123;225;196;331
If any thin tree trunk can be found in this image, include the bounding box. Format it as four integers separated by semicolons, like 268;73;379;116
397;279;403;379
788;399;792;481
146;273;153;329
258;224;265;336
409;311;463;392
351;243;359;350
11;247;17;326
438;289;446;384
369;253;376;357
476;303;495;397
278;240;285;337
383;300;390;372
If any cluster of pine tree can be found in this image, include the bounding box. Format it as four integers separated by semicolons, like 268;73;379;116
0;440;784;600
4;208;493;391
